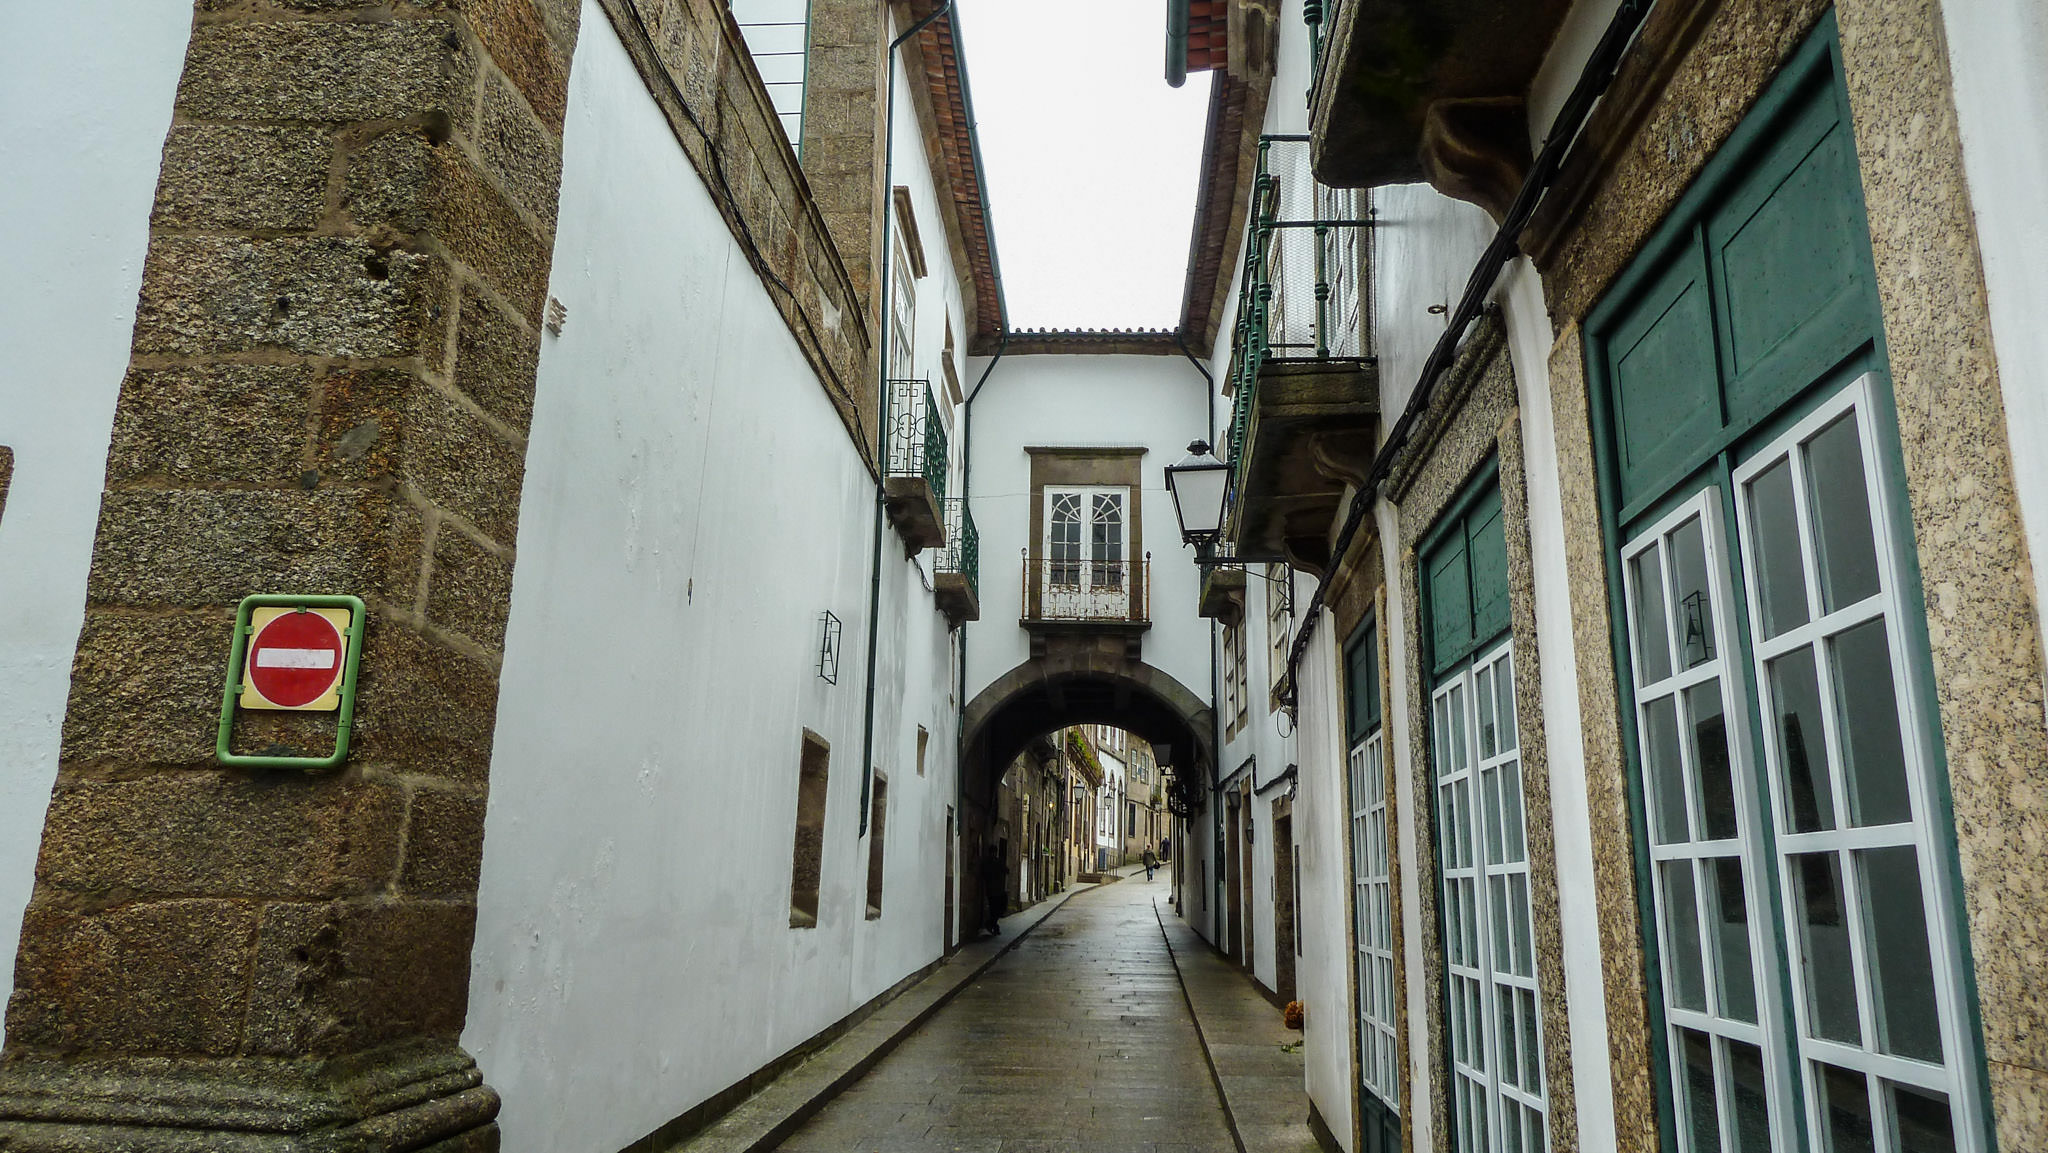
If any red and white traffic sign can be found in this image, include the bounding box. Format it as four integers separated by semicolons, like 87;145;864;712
240;606;353;711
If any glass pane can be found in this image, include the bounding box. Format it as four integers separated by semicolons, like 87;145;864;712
1819;1063;1878;1153
1451;687;1469;773
1687;682;1740;841
1749;458;1811;638
1526;1103;1546;1153
1632;545;1675;683
1496;659;1518;751
1499;994;1520;1089
1492;875;1511;971
1680;1028;1722;1153
1478;671;1497;758
1769;647;1838;832
1645;695;1690;844
1520;986;1542;1091
1669;517;1719;670
1512;873;1534;978
1435;705;1453;778
1709;856;1758;1023
1663;860;1708;1012
1502;766;1527;863
1484;768;1505;865
1726;1040;1771;1153
1456;779;1473;871
1794;853;1862;1045
1860;845;1944;1062
1830;618;1913;828
1806;413;1883;613
1889;1082;1957;1153
1468;981;1486;1072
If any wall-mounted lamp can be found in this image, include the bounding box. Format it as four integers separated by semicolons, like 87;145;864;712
1164;440;1229;550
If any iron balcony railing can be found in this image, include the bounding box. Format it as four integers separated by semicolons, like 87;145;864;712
1222;135;1373;535
885;378;948;503
936;497;979;599
1020;553;1151;624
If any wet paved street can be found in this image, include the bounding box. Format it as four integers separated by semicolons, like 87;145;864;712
773;875;1237;1152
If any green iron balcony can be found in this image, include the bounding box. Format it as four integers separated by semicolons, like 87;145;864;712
1221;136;1378;573
934;497;980;626
884;378;948;551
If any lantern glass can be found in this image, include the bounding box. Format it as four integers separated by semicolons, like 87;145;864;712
1164;440;1229;545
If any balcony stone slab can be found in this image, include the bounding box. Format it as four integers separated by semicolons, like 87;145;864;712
884;477;945;551
1229;358;1378;573
934;573;979;626
1309;0;1566;210
1198;566;1246;625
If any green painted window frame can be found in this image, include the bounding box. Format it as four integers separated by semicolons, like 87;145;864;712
1419;465;1547;1153
1581;14;1994;1153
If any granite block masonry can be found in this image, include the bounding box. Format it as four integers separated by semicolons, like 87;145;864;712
0;1;580;1148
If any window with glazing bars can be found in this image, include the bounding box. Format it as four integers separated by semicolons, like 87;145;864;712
1346;614;1400;1144
1586;21;1986;1150
728;0;809;151
1424;479;1546;1153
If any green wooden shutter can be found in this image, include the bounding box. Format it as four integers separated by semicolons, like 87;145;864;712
1346;616;1382;742
1422;470;1509;679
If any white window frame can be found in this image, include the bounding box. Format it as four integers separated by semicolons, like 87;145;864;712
1351;722;1398;1114
1433;640;1545;1153
1267;564;1292;700
1730;374;1984;1153
889;228;916;380
1622;489;1799;1153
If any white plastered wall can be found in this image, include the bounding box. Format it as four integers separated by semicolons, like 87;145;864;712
1294;615;1356;1147
0;2;192;1037
1936;0;2048;699
958;352;1211;705
464;9;968;1149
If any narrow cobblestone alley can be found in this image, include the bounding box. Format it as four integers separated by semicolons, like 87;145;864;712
774;877;1238;1153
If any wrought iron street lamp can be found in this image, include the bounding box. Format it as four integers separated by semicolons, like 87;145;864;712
1164;440;1229;549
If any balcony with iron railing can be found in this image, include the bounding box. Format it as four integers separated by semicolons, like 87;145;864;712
1019;552;1152;659
1221;135;1378;572
884;378;948;550
933;497;979;626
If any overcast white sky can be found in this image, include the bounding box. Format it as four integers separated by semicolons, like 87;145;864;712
953;0;1212;332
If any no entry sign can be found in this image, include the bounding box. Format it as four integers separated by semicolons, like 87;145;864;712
241;606;353;710
218;594;367;769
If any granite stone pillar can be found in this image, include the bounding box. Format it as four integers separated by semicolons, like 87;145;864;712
0;1;579;1148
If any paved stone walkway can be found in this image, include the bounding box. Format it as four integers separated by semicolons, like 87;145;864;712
773;875;1238;1153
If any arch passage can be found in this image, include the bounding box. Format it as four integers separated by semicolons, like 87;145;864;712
960;656;1214;821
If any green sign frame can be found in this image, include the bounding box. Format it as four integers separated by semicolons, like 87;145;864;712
215;593;367;770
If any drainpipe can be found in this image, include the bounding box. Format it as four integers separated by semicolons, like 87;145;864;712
860;0;955;836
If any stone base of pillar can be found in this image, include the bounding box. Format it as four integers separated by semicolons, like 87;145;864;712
0;1042;496;1152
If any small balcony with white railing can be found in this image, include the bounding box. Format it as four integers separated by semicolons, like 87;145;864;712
1018;550;1151;659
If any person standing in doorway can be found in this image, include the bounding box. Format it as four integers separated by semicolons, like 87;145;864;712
979;847;1008;936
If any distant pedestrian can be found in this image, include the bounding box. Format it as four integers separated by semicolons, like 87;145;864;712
1160;836;1171;861
1141;846;1158;882
979;847;1008;936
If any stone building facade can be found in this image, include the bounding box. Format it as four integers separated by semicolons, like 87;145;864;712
1168;0;2048;1150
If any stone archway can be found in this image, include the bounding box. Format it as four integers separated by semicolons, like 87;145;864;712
960;649;1213;831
